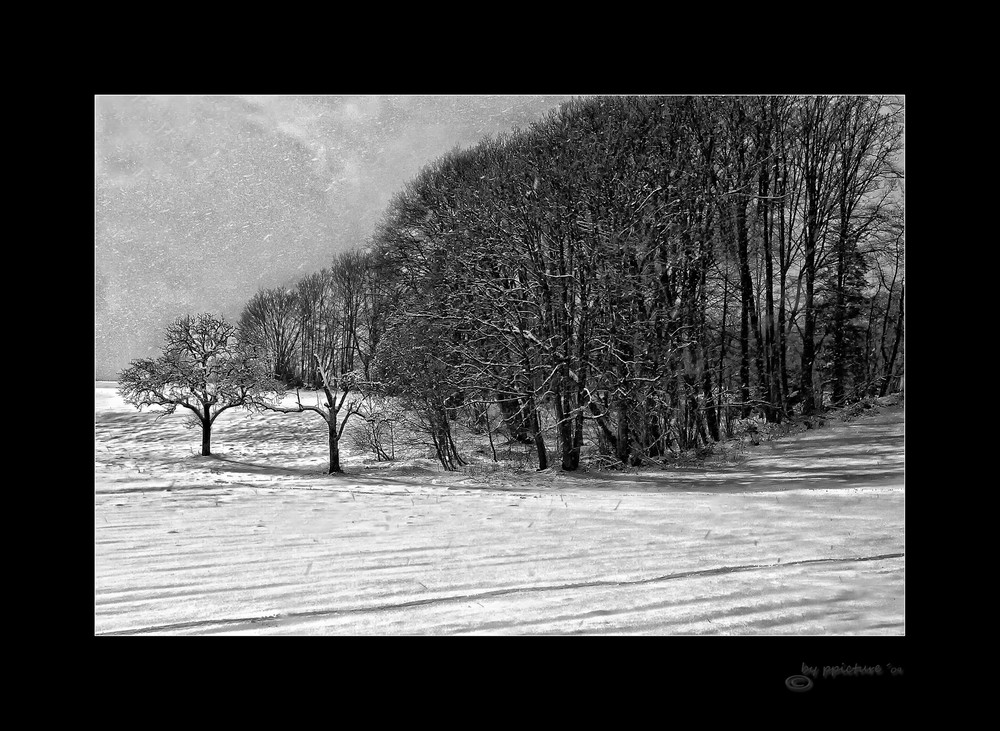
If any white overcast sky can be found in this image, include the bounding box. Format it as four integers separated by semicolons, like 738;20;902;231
95;94;574;380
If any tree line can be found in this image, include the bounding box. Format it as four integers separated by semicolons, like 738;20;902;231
120;95;904;474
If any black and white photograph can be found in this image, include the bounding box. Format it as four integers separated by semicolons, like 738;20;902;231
94;94;904;645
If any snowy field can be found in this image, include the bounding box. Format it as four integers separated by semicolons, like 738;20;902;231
94;382;904;635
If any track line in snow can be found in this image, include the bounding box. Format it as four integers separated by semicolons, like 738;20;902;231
95;551;903;636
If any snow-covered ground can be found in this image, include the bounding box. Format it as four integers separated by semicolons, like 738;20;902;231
94;382;904;635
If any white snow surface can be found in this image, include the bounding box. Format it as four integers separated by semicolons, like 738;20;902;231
95;382;904;635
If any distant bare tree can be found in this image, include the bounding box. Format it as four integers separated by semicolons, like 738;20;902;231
239;286;302;386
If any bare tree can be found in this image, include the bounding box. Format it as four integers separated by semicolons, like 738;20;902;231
239;286;302;386
266;353;363;473
118;313;283;456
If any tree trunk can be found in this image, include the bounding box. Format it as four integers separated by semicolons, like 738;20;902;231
518;349;547;470
484;407;498;462
800;169;821;416
777;166;790;409
800;258;818;415
612;399;631;462
703;367;720;442
443;410;465;468
735;196;767;419
530;402;548;470
570;401;584;470
201;419;212;456
760;103;782;423
718;265;730;431
880;283;904;397
427;405;453;471
736;200;753;418
832;167;854;405
764;219;781;422
328;418;342;473
556;390;579;471
832;229;848;404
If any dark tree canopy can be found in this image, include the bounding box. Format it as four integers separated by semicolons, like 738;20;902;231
217;94;903;473
363;95;903;468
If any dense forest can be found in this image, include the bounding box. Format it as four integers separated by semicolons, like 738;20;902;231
229;95;904;472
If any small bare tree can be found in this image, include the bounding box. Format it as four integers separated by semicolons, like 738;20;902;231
350;393;401;461
118;313;283;456
239;286;302;386
266;353;363;473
